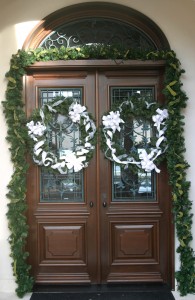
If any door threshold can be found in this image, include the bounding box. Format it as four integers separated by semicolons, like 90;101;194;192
33;283;172;293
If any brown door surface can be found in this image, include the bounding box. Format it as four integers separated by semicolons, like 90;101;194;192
26;61;173;287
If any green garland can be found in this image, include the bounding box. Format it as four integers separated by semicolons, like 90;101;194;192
2;45;195;297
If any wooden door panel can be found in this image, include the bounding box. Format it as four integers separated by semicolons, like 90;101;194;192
36;218;91;283
104;219;163;283
26;71;98;283
39;222;86;262
26;62;173;287
98;70;173;285
111;222;159;261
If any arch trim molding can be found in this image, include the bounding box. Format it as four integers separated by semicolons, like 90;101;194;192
23;2;170;50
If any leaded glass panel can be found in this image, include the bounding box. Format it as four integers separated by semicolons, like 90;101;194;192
39;88;84;203
111;87;156;202
39;18;156;50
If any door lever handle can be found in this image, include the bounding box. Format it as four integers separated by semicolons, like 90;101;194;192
89;201;94;208
102;201;107;208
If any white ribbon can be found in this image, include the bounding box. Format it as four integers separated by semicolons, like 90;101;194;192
85;120;96;142
40;109;45;121
69;103;86;123
41;151;54;166
27;99;96;173
102;111;124;133
119;100;134;111
69;103;96;146
77;148;89;155
139;149;161;173
33;140;54;166
152;108;168;153
34;140;44;155
105;137;140;166
51;161;67;174
152;108;168;131
102;105;168;173
145;101;156;109
156;136;165;148
26;121;46;141
63;152;86;172
52;99;64;107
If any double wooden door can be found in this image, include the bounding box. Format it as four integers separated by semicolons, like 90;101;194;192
26;61;173;287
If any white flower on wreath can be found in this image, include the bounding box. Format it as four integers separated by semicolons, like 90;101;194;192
26;99;96;174
102;111;124;133
65;152;87;172
51;151;87;173
102;103;168;173
139;149;161;173
26;120;46;141
69;103;86;123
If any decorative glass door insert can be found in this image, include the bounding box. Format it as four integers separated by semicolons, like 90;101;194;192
111;87;156;201
39;88;84;202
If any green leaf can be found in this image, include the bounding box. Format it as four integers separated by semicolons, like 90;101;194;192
7;76;17;84
3;45;195;297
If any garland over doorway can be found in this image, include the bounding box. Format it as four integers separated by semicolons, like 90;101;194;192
2;45;195;297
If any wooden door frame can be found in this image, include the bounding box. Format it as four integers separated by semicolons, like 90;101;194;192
25;59;174;289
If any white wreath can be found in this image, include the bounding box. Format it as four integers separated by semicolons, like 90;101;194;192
102;101;168;173
26;100;96;174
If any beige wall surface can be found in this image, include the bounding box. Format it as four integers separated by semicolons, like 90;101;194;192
0;1;195;299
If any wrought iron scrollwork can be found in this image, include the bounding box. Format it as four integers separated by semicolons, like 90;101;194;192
39;18;156;50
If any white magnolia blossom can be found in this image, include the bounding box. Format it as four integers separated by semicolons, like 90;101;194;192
69;103;86;123
26;120;46;140
102;111;124;133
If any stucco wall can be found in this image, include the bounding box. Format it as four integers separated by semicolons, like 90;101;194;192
0;0;195;299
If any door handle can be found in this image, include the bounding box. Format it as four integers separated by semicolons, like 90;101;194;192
102;201;107;208
89;201;94;208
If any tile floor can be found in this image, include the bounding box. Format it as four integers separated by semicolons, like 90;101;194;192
0;293;31;300
1;291;195;300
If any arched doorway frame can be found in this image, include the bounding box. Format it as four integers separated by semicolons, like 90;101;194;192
23;2;174;290
23;2;170;51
